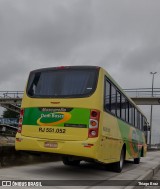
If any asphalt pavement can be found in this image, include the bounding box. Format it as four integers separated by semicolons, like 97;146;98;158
0;151;160;189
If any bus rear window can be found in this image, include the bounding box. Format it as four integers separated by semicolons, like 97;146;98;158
27;68;99;98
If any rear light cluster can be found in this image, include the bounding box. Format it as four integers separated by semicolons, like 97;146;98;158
17;109;24;133
88;110;100;138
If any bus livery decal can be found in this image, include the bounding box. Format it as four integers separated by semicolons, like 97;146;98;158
22;107;90;127
37;112;71;126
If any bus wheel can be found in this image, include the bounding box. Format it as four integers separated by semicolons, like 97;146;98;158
134;149;142;164
114;148;125;173
62;157;80;166
134;157;140;164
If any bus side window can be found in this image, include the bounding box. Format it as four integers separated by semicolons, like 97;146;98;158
129;104;134;126
142;116;145;131
105;80;111;111
139;113;142;130
116;91;121;118
125;100;129;123
132;107;135;126
121;95;126;121
137;111;140;129
111;85;116;115
135;109;138;128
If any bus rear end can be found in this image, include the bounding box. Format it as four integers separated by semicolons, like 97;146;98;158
15;66;102;163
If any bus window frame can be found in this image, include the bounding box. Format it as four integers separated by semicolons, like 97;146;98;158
26;67;100;99
104;76;147;132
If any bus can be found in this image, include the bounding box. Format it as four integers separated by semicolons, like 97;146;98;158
15;66;147;172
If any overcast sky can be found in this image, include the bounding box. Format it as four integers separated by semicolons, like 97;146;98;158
0;0;160;143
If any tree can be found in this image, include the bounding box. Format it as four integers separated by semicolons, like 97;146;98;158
2;109;19;118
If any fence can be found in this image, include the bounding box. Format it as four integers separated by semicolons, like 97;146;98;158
124;88;160;98
0;91;23;99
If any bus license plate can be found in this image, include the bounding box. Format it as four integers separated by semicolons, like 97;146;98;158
44;141;58;148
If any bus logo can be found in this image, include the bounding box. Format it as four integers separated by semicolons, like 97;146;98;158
37;112;71;126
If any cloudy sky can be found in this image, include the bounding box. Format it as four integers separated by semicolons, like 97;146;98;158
0;0;160;143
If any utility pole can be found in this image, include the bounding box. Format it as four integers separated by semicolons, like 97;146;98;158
149;72;157;146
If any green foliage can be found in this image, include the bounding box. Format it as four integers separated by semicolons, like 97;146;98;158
2;109;19;118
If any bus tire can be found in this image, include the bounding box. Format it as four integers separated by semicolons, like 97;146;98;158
134;157;140;164
134;149;142;164
114;148;125;173
62;157;80;166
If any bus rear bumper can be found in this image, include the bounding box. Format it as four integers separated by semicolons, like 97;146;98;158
15;134;98;160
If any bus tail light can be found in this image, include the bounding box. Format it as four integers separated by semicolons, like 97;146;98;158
17;109;24;133
88;110;100;138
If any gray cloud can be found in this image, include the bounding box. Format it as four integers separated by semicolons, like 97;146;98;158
1;0;160;77
0;0;93;64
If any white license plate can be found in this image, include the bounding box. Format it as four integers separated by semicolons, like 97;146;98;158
44;142;58;148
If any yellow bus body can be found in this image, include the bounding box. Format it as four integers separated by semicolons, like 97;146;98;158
15;66;147;170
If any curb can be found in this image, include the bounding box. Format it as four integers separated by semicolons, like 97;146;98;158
124;163;160;189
